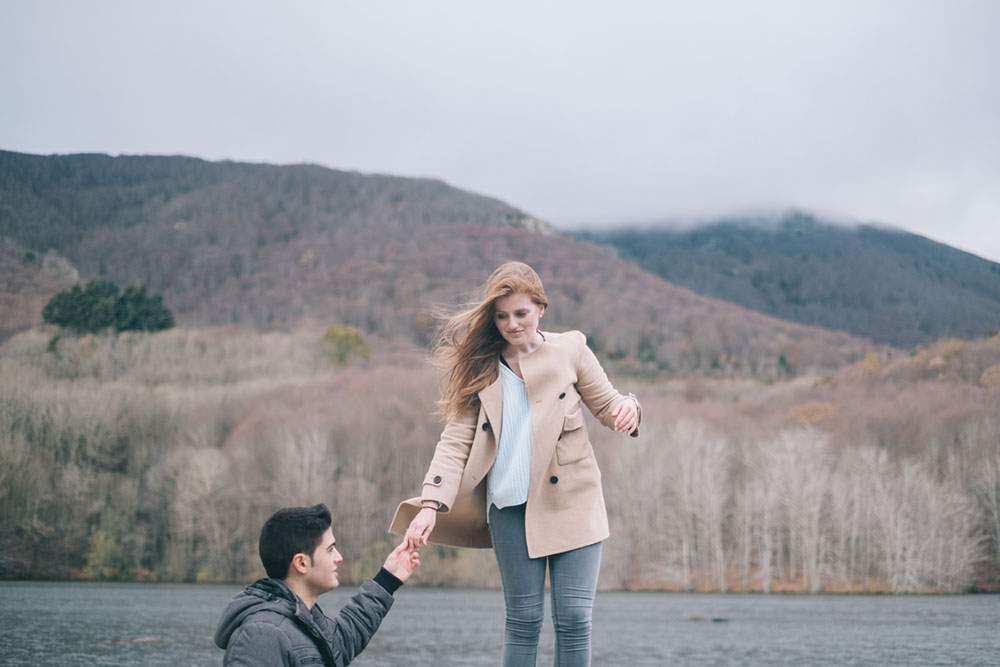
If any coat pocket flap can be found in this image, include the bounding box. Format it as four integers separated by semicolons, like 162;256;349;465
562;409;584;432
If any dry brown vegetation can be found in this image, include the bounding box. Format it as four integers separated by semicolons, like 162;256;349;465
1;327;996;592
0;240;77;340
5;153;996;594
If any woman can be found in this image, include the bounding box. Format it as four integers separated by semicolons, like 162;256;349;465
390;261;640;666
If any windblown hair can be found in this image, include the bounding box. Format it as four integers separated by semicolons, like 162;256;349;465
259;504;332;579
434;261;548;421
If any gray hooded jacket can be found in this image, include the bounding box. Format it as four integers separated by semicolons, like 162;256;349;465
214;574;398;666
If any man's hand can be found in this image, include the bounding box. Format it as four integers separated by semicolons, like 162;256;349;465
382;540;420;583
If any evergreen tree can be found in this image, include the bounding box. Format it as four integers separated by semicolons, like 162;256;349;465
115;285;175;332
42;278;174;334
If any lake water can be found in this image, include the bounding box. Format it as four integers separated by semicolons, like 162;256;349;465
0;582;998;666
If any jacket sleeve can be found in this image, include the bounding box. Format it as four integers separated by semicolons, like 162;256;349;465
223;622;293;666
419;406;479;512
574;331;641;437
314;578;395;667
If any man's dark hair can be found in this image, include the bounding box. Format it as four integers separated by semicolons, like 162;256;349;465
259;504;333;579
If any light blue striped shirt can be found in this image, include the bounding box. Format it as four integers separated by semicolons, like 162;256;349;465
487;360;533;510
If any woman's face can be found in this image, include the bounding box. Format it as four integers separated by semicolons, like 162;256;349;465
493;293;544;348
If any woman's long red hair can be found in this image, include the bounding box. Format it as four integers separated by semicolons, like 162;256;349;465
434;262;548;421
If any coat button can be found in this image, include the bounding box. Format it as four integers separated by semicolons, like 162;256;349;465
557;433;563;440
433;475;442;484
550;476;559;484
482;422;490;431
559;392;566;399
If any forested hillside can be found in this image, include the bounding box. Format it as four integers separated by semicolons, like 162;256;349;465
0;238;77;339
0;151;870;378
1;327;996;591
1;151;998;593
576;214;1000;348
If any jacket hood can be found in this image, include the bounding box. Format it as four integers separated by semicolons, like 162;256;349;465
214;578;297;649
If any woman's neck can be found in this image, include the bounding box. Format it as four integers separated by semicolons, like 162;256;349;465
503;330;544;359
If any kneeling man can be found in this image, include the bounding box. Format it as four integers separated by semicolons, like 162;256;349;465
215;503;419;666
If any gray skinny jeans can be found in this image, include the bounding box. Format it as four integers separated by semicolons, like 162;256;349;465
488;503;603;667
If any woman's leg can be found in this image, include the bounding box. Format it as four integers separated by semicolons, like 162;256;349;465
489;504;547;667
549;540;602;667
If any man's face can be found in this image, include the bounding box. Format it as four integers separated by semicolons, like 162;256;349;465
304;527;343;594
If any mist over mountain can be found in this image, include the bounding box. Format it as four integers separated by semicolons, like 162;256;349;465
575;213;1000;348
0;150;868;378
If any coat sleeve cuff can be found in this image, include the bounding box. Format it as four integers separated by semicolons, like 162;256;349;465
627;392;641;437
373;567;404;595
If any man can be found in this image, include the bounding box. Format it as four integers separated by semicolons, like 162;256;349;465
215;504;419;666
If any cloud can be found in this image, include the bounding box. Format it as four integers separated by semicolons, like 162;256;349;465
2;0;998;261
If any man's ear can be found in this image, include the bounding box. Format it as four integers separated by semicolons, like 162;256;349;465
289;553;311;576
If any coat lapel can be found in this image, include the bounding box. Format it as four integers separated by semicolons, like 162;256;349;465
519;339;561;485
478;369;503;443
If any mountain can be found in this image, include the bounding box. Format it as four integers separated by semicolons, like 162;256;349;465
575;213;1000;348
0;150;871;378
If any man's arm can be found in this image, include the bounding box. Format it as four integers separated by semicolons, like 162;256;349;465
223;622;292;667
314;542;420;666
314;576;395;666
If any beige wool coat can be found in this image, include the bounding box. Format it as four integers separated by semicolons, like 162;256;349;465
389;330;640;559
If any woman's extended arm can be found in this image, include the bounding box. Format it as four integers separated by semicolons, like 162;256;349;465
574;331;641;437
404;407;478;549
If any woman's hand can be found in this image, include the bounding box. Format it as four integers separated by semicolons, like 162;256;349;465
404;506;437;551
610;397;639;435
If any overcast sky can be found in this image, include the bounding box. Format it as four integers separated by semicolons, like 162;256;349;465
2;1;998;261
